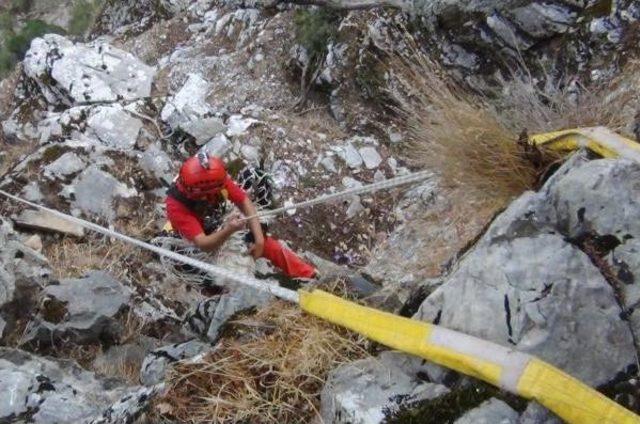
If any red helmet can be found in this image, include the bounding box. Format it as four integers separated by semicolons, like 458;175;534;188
178;153;227;197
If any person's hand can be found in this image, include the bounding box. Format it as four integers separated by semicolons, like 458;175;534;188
224;213;246;233
249;237;264;259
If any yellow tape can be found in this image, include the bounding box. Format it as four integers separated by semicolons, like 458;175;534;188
299;290;640;424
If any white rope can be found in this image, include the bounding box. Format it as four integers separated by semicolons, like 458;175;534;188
0;171;430;301
241;170;432;222
0;189;299;304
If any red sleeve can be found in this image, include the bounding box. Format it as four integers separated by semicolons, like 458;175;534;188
224;176;247;206
166;196;204;241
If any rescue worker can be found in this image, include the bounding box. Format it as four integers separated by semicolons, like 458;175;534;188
165;152;317;279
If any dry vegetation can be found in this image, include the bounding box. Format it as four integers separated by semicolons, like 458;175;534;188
387;35;640;207
42;236;148;280
158;299;370;424
388;50;544;205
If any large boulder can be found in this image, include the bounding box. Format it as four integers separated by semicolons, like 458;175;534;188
23;34;156;107
415;154;640;387
24;271;132;347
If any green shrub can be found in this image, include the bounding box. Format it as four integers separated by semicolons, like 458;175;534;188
0;19;65;78
6;20;65;57
294;8;341;61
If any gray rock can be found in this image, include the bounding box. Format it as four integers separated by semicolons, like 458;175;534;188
25;271;131;347
337;143;363;169
86;106;143;150
363;179;438;286
226;114;259;137
0;221;51;341
388;130;403;144
70;166;137;221
454;398;519;424
241;144;260;162
13;209;85;237
320;156;338;173
417;233;635;387
346;195;364;218
518;402;561;424
161;73;212;130
139;143;174;186
441;42;480;71
182;117;227;145
509;3;575;39
205;285;272;341
609;239;640;311
0;348;129;423
359;146;382;169
23;34;155;106
415;156;639;387
43;152;86;180
88;384;164;424
545;158;640;240
321;351;449;424
201;133;232;158
140;340;211;386
21;182;44;202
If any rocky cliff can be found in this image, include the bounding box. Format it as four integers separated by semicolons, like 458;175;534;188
0;0;639;423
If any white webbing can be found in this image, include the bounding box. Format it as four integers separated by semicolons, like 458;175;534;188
241;170;432;221
0;189;300;303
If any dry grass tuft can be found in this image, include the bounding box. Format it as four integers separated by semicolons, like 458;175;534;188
42;235;152;280
159;299;370;423
387;35;640;206
388;51;540;204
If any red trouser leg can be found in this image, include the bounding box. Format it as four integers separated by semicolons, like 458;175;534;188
261;237;316;279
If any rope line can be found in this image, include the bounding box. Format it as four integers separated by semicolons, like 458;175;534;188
0;171;431;299
0;189;299;303
241;170;432;222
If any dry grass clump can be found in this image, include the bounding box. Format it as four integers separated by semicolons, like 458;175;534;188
158;300;370;424
43;236;144;280
388;52;541;204
387;35;640;206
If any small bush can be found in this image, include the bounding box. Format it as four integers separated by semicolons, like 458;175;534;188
6;20;66;57
0;19;66;78
294;8;340;61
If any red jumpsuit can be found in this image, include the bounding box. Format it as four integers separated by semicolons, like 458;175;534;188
165;177;316;279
